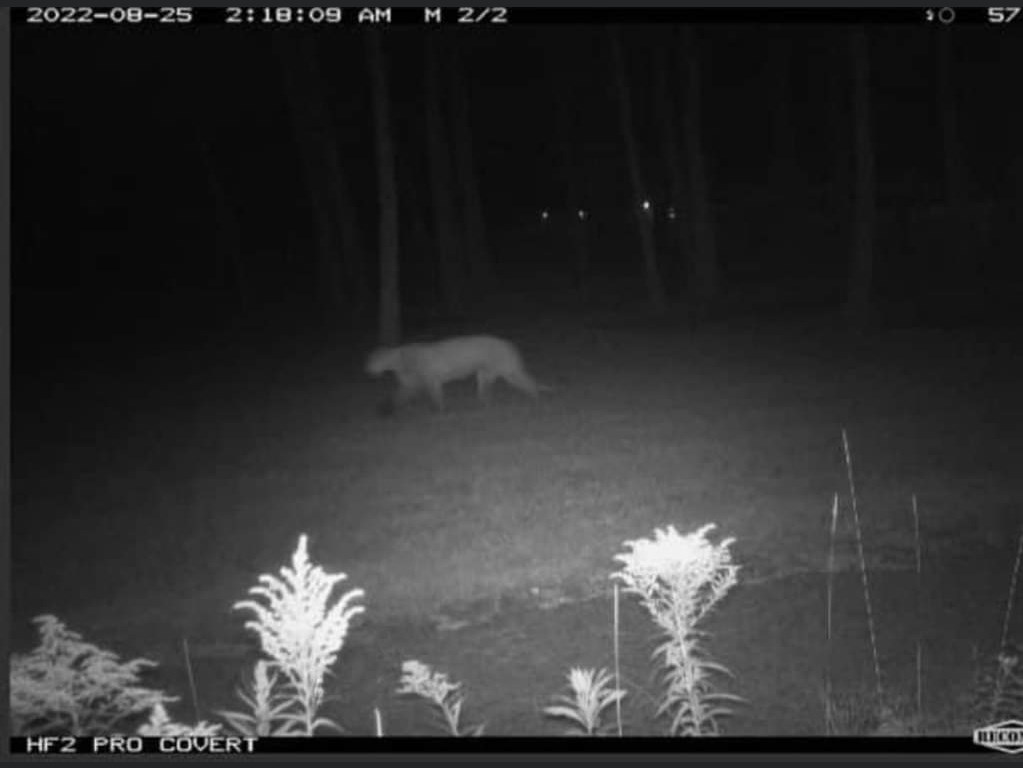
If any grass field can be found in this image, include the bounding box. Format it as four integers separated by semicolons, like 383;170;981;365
12;308;1022;736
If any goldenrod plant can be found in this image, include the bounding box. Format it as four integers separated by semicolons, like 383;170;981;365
613;523;743;735
226;534;365;736
10;614;179;736
396;660;485;736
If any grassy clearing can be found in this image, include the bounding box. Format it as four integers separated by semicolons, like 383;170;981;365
10;514;1023;737
12;319;1023;735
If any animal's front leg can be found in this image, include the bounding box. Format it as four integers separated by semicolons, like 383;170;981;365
377;382;418;417
426;381;445;412
476;370;496;406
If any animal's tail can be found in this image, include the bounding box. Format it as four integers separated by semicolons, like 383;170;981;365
508;370;556;398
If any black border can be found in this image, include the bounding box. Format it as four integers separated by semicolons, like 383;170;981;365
3;6;1004;24
7;735;1008;754
1;4;11;764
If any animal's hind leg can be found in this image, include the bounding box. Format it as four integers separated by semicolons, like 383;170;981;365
425;381;445;412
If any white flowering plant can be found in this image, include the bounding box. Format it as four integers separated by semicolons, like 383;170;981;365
10;614;178;736
613;523;744;736
397;660;485;736
226;534;365;736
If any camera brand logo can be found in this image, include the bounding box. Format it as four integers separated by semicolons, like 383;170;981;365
974;720;1023;754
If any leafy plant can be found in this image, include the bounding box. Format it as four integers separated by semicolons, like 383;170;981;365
972;645;1023;725
397;660;484;736
544;667;625;736
613;523;744;736
10;614;177;736
217;660;302;736
137;702;222;737
225;534;366;736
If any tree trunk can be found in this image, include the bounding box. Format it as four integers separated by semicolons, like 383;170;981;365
680;27;719;312
768;28;799;189
608;28;667;316
653;43;691;303
275;38;346;314
299;45;371;320
449;44;493;298
845;26;877;330
401;174;439;315
425;35;463;317
936;29;965;207
826;36;851;215
935;27;970;283
190;122;246;306
366;29;401;345
548;53;591;294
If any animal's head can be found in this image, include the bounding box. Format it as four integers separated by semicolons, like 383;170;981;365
365;347;394;377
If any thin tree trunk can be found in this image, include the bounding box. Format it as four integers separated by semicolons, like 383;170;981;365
827;36;850;213
935;27;971;278
366;29;400;345
425;36;463;316
768;28;798;189
653;44;691;302
608;28;667;316
299;45;371;319
548;53;591;294
936;29;965;208
275;38;345;313
401;174;438;313
680;27;719;312
190;122;246;306
449;44;493;297
845;26;877;330
567;186;591;296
